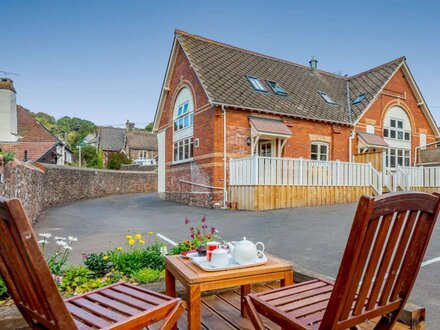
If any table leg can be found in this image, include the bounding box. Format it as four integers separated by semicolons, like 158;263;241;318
281;270;294;287
241;284;251;317
165;268;176;297
188;284;202;330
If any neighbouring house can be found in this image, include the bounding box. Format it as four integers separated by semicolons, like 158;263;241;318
83;132;98;147
153;30;439;208
0;78;73;165
97;121;158;167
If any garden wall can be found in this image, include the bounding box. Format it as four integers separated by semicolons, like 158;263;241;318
0;161;157;224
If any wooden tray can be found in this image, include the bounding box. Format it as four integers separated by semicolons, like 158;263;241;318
191;253;267;272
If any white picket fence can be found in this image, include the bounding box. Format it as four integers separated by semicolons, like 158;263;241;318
230;156;382;194
395;165;440;190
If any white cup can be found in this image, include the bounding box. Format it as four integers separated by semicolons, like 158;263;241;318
210;248;229;268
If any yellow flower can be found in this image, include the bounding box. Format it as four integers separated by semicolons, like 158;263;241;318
135;233;142;240
103;255;109;260
128;239;136;246
117;247;123;251
139;240;145;245
126;235;133;240
148;231;154;236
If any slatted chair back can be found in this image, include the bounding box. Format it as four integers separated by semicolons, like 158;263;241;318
320;192;440;330
0;196;77;329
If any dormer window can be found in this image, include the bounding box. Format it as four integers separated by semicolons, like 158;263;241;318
247;76;266;92
318;92;336;105
267;81;287;96
353;93;367;105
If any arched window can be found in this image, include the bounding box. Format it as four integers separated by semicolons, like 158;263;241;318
383;106;411;167
172;87;194;163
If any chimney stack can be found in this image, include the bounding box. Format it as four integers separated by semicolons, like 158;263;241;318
309;57;318;71
126;119;135;131
0;78;18;142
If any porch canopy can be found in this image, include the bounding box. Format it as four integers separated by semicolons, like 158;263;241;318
357;132;389;152
249;116;292;156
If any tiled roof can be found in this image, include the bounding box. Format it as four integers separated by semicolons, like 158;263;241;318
175;30;404;125
17;106;59;143
249;116;292;136
357;132;389;148
0;106;59;163
98;127;126;151
126;131;158;151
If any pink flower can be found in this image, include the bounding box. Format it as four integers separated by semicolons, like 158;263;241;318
202;216;206;223
190;234;195;239
185;218;189;225
211;227;216;234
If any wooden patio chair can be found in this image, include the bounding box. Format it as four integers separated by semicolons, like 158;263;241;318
0;196;185;330
245;192;440;330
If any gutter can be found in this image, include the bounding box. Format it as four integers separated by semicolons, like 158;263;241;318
346;81;355;162
222;105;227;208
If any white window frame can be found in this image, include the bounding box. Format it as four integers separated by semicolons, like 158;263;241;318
247;76;266;92
311;142;329;161
138;150;148;160
259;140;274;157
385;148;410;168
383;117;410;142
173;137;194;164
173;101;194;133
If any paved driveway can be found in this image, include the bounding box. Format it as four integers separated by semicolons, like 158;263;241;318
35;193;440;328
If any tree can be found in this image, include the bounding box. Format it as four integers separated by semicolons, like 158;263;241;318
144;122;154;132
107;152;132;170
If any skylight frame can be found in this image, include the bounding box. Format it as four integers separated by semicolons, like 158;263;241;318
267;80;288;96
352;93;367;105
318;91;336;105
246;75;267;92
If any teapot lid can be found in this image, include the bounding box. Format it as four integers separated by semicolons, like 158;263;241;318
236;237;253;245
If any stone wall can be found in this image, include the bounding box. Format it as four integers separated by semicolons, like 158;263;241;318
0;161;157;223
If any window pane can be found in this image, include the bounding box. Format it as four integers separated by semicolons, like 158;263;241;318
320;154;327;161
184;140;189;159
405;158;410;166
398;156;403;166
397;121;403;129
404;150;410;157
397;131;403;140
404;132;410;141
320;145;327;154
390;149;396;156
177;106;183;117
397;149;403;157
390;154;396;167
184;116;189;127
390;119;396;128
179;119;183;129
174;121;178;131
190;139;194;158
190;113;194;125
384;129;389;137
311;144;318;153
183;103;189;114
311;154;318;160
174;143;178;161
390;130;396;139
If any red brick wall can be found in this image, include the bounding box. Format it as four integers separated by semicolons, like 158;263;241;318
354;67;437;162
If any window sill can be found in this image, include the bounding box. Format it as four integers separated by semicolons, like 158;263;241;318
171;158;194;166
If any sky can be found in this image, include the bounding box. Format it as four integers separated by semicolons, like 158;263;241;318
2;0;440;127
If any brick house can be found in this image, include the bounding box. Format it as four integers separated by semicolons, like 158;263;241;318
0;79;73;165
97;122;158;167
153;30;439;207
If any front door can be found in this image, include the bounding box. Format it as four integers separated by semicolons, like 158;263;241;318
259;141;274;157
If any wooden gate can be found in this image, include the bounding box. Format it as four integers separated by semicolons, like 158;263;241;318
353;151;383;172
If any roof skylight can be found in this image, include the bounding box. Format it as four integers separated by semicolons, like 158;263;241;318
247;76;266;92
352;93;367;105
318;92;336;105
267;81;287;95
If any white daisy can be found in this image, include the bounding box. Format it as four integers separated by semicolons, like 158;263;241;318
39;233;52;239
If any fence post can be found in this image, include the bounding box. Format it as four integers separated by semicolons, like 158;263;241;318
253;155;259;185
299;157;303;185
336;160;340;186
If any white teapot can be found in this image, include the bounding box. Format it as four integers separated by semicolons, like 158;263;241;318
227;237;265;265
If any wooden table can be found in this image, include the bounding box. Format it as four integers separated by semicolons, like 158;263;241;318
165;254;293;330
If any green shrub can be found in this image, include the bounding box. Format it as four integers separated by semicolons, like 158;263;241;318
60;265;95;292
107;152;131;170
83;253;112;277
0;277;9;300
131;268;164;284
111;244;165;277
